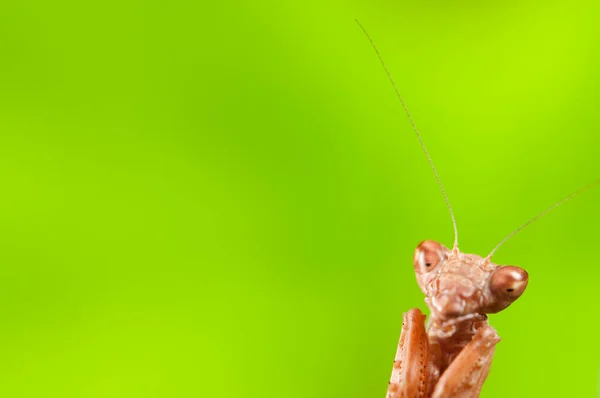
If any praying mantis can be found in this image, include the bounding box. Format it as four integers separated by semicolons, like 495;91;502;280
355;20;600;397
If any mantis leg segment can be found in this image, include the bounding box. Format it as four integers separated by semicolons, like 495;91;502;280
431;325;501;398
387;308;431;398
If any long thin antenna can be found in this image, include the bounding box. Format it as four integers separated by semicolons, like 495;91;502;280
487;177;600;260
355;19;459;251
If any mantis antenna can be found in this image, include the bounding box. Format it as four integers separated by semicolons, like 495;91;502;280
486;177;600;260
355;19;460;251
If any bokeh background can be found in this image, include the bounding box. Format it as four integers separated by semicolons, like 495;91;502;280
0;1;599;397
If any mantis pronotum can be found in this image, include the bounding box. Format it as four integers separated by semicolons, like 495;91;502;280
355;20;600;397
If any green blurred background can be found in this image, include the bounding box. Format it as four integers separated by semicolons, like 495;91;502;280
0;1;598;397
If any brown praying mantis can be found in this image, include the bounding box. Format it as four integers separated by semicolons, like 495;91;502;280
355;20;600;397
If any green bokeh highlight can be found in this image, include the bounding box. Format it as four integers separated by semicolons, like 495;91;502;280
0;1;598;397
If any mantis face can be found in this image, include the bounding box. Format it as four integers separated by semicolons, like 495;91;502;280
413;240;529;322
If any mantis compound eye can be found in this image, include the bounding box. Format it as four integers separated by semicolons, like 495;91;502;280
414;240;446;274
490;266;528;298
485;266;529;313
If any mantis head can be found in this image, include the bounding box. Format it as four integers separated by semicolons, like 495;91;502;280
413;240;529;321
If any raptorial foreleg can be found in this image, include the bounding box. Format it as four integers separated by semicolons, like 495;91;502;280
431;325;501;398
387;308;433;398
